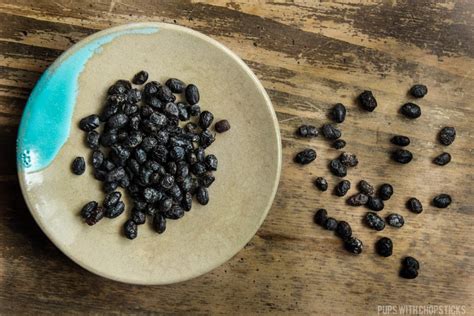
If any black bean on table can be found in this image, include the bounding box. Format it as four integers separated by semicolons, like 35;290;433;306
85;206;104;226
185;84;200;105
72;157;86;175
332;139;346;150
378;183;393;200
336;221;352;240
205;154;218;171
81;201;98;219
164;205;185;219
157;85;176;103
376;237;393;257
324;217;338;231
79;114;100;132
329;159;347;177
406;197;423;214
153;213;166;234
108;80;131;95
131;210;146;225
331;103;346;123
297;125;318;138
347;193;369;206
410;84;428;98
321;124;341;140
433;152;451;166
400;103;421;119
196;186;209;205
294;149;317;165
126;89;142;104
365;212;385;231
344;237;363;254
391;135;410;147
366;196;384;212
86;131;100;149
124;220;138;239
335;180;351;197
104;191;121;209
165;78;185;93
199;111;214;130
358;180;375;196
403;256;420;270
358;90;377;112
339;152;358;167
215;120;231;133
199;173;215;188
438;127;456;146
189;104;201;116
105;201;125;218
314;177;328;192
200;130;216;148
400;256;420;279
132;70;148;85
432;194;452;208
386;213;404;228
392;149;413;164
314;209;328;226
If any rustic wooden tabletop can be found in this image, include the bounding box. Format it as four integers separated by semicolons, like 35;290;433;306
1;1;473;314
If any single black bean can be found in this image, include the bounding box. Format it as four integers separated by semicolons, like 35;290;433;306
358;90;377;112
166;78;186;93
438;127;456;146
335;180;351;197
153;213;166;234
329;159;347;177
391;135;410;147
94;169;107;182
106;166;126;182
105;201;125;218
182;192;193;211
164;102;179;118
321;124;341;140
332;139;346;149
72;157;86;175
124;220;138;239
378;183;394;200
199;111;214;129
366;196;384;212
199;173;215;188
205;154;218;171
376;237;393;257
107;113;129;129
344;237;363;254
81;201;98;219
433;194;452;208
314;177;328;192
126;89;142;104
185;84;200;105
196;186;209;205
91;150;104;169
339;152;358;167
406;198;423;214
336;221;352;240
433;152;451;166
143;81;160;96
85;206;104;226
297;125;318;138
165;205;185;220
358;180;374;196
314;209;327;226
104;191;121;208
132;70;148;85
365;212;385;231
157;85;175;103
200;130;215;148
403;256;420;270
400;103;421;119
386;213;404;228
347;193;369;206
324;217;338;230
331;103;346;123
215;120;231;133
79;114;100;132
143;187;162;203
294;149;317;165
108;80;131;95
189;104;201;116
100;130;118;147
86;131;100;149
131;210;146;225
392;149;413;164
410;84;428;98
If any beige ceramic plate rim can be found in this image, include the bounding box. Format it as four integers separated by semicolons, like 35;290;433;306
18;22;282;285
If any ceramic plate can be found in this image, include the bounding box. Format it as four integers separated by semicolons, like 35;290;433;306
17;22;281;285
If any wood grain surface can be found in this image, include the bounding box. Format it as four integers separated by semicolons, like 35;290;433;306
0;1;473;314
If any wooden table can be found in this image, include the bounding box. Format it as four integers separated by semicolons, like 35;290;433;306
1;1;473;314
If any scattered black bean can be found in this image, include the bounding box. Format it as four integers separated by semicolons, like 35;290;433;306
165;78;185;93
79;114;100;132
433;152;451;166
336;221;352;240
410;84;427;98
347;193;369;206
400;256;420;279
358;180;375;196
131;210;146;225
124;220;138;239
438;127;456;146
339;152;358;167
376;237;393;257
344;237;363;254
199;111;214;129
104;191;121;209
153;213;166;233
314;177;328;192
332;139;346;150
329;159;347;177
331;103;346;123
196;186;209;205
392;149;413;164
403;256;420;270
406;198;423;214
72;157;86;175
366;196;384;212
321;124;341;140
85;206;104;226
92;150;104;168
386;213;404;228
378;184;394;201
358;90;377;112
433;194;452;208
105;201;125;218
297;125;318;138
81;201;98;220
185;84;200;105
294;149;317;165
314;209;328;226
324;217;338;231
335;180;351;197
365;212;385;231
391;135;410;147
215;120;231;133
400;102;421;119
132;70;148;85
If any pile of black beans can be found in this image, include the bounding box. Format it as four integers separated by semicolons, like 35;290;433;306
294;84;456;279
72;71;230;239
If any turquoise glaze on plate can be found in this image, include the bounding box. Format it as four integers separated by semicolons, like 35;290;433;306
17;26;159;173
